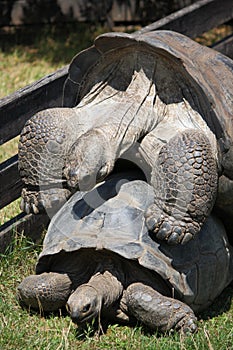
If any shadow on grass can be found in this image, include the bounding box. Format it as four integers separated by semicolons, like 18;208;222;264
198;284;233;321
0;22;108;66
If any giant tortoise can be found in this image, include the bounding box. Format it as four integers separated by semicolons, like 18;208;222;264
18;30;233;244
17;172;233;334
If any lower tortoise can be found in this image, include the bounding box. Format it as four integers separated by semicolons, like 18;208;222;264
18;172;233;334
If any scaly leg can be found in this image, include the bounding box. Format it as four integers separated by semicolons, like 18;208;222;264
124;282;197;333
145;129;218;244
18;108;83;214
17;272;72;312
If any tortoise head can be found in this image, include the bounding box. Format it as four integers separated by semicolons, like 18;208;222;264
67;285;101;324
64;128;115;191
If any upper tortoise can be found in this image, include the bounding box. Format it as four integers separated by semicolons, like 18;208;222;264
17;172;233;334
18;30;233;244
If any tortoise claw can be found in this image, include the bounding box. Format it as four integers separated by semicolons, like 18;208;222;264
20;198;25;212
24;202;30;215
20;186;72;215
32;203;39;215
175;313;198;334
145;204;200;245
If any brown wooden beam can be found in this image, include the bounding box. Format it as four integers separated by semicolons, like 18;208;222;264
0;66;68;145
0;155;23;209
212;34;233;59
135;0;233;38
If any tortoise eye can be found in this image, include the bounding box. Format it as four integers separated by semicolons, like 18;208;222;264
82;303;91;313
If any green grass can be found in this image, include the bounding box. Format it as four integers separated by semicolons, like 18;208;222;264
0;23;106;98
1;23;233;349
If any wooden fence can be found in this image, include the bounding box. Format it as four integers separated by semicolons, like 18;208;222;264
0;0;233;252
0;0;196;27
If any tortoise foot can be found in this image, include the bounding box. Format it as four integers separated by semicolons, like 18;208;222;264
125;283;197;334
145;204;200;245
17;272;72;312
20;186;72;215
174;312;197;334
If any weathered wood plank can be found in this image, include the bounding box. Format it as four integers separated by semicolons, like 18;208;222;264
135;0;233;38
212;34;233;59
0;66;68;145
0;212;50;254
0;154;23;209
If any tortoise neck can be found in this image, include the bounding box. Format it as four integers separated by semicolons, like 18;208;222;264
87;270;123;307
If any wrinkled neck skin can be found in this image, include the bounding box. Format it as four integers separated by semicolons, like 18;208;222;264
88;269;124;308
67;259;124;325
64;128;115;190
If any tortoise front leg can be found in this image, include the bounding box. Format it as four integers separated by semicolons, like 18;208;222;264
18;107;86;215
145;129;218;244
17;272;72;312
124;283;197;334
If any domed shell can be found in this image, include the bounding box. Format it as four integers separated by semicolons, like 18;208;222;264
36;172;233;312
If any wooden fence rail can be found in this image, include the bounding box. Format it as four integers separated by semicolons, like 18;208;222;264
0;0;197;27
0;0;233;252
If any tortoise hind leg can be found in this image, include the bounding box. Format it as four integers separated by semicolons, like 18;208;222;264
124;283;197;334
17;272;72;312
18;108;79;214
145;129;218;245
